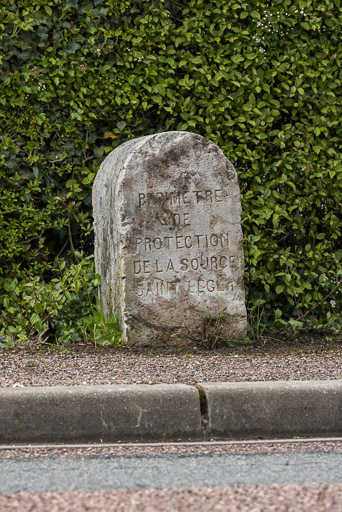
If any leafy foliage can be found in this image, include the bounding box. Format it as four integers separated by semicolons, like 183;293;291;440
0;0;341;342
0;254;123;347
82;306;122;348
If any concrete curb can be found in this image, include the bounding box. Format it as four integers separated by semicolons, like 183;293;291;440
0;380;341;443
0;384;201;443
198;380;342;439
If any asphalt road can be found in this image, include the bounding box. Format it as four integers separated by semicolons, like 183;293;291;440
1;451;342;493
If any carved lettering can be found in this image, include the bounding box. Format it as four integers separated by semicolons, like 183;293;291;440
187;278;235;294
138;191;191;207
194;189;227;204
133;256;229;274
135;233;229;251
157;212;191;228
136;278;235;297
136;279;180;297
138;189;228;207
166;259;175;272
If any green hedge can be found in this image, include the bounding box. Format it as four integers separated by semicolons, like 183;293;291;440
1;0;341;340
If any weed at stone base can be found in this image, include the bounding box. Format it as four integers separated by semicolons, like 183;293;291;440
247;299;267;343
202;308;233;349
81;304;123;348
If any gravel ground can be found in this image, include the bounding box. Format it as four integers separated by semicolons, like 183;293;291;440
1;441;342;459
1;484;342;511
1;336;341;388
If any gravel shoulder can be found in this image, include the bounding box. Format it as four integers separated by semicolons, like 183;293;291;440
1;334;341;388
1;441;342;459
1;484;342;512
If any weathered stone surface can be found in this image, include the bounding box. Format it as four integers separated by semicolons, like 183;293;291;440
93;131;247;346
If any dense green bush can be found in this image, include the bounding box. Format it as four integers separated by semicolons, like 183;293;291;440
0;0;341;343
0;254;122;347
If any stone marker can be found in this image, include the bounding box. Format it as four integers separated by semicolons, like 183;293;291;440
93;131;247;346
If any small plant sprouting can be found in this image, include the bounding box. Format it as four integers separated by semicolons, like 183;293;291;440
202;308;232;349
82;304;123;348
247;299;266;342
